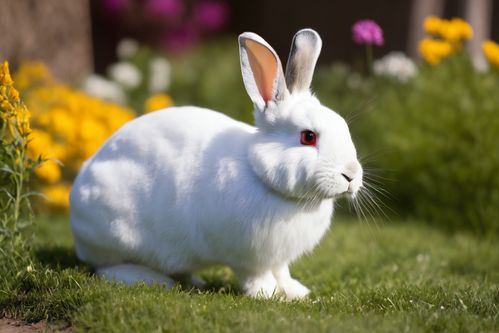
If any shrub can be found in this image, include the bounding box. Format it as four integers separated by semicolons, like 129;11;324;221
0;61;37;250
82;42;175;114
168;38;253;124
316;56;499;234
14;63;136;210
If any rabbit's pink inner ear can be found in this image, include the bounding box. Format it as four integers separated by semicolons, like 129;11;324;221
244;39;278;103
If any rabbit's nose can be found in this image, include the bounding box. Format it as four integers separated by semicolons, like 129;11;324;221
342;161;362;182
341;173;353;182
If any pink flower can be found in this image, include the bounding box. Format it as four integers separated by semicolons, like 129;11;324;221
162;23;198;51
143;0;185;20
352;19;384;46
192;0;229;32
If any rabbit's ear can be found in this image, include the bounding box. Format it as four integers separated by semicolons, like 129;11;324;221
239;32;288;110
285;29;322;94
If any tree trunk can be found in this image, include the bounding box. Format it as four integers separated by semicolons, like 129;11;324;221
464;0;493;70
0;0;93;82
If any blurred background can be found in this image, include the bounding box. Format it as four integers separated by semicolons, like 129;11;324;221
1;0;498;235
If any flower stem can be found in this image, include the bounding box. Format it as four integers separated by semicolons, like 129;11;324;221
366;44;373;75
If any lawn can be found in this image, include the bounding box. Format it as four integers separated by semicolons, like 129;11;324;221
1;215;498;332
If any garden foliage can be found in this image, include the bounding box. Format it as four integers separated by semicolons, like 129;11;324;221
316;55;499;234
14;63;136;210
5;18;499;233
83;42;175;114
0;62;36;252
168;38;253;124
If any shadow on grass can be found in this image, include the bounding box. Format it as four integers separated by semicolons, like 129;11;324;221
35;246;91;272
197;266;242;296
34;247;240;295
200;279;241;296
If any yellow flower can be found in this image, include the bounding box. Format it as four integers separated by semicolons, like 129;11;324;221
144;94;174;113
419;38;454;65
423;16;443;36
28;129;54;159
9;87;20;101
47;107;76;141
1;100;13;111
24;78;135;165
482;40;499;68
13;62;52;91
440;18;473;42
103;106;135;132
42;184;71;209
1;62;31;141
450;18;473;40
79;117;108;140
423;16;473;43
0;61;14;86
35;160;61;184
16;105;31;134
13;62;137;211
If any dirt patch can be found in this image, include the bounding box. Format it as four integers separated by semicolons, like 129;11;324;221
0;318;72;333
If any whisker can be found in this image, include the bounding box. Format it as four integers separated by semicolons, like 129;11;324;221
363;172;394;183
353;191;370;222
362;187;391;223
354;192;378;234
358;190;380;229
364;182;396;215
363;182;393;200
344;96;378;125
358;150;389;165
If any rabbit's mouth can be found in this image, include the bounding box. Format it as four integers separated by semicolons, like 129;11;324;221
335;190;357;200
301;186;349;202
313;179;362;201
311;178;356;200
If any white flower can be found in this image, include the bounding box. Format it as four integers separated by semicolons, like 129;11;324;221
373;52;417;82
108;62;142;89
82;74;126;104
116;38;139;60
149;57;171;93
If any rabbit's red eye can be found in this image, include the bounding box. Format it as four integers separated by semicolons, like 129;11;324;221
300;130;317;146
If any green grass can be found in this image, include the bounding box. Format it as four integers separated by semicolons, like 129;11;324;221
1;215;498;332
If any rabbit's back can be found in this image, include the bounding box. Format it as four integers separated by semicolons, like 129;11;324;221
70;107;258;270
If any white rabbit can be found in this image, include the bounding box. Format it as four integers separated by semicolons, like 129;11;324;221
70;29;363;300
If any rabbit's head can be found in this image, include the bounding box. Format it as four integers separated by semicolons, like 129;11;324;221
239;29;363;202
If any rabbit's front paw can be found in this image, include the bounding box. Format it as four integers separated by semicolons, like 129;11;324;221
279;278;310;300
273;265;310;300
241;271;279;299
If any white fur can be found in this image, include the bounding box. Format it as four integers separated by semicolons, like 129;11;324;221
70;29;363;300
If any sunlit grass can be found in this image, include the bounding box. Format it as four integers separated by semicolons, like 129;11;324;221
1;214;498;332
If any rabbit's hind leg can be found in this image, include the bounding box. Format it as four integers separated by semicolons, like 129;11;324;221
96;264;175;287
171;273;206;289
